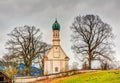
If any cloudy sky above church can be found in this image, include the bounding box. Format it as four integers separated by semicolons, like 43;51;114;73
0;0;120;63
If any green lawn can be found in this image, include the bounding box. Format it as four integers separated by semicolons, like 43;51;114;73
53;70;120;83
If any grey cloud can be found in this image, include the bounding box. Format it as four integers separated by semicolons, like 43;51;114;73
0;0;119;61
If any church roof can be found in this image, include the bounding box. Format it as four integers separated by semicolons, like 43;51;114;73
52;19;60;30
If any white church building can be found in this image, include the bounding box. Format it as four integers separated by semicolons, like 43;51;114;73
44;20;69;75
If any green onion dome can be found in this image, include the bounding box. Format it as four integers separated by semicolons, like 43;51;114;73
52;19;60;30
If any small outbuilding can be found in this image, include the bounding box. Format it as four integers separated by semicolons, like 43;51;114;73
0;70;12;83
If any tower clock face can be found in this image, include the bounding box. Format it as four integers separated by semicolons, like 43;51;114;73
54;46;59;57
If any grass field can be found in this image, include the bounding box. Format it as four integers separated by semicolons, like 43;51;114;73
40;70;120;83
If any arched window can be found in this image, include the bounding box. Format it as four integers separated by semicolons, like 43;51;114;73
55;67;58;72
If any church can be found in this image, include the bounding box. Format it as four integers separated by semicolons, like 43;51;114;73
44;20;69;75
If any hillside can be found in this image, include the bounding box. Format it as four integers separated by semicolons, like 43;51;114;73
36;70;120;83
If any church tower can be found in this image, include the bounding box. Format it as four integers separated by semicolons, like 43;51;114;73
44;19;69;75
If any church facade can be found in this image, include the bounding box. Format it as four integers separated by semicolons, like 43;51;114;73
44;20;69;75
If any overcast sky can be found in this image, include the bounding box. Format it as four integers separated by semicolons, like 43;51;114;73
0;0;120;64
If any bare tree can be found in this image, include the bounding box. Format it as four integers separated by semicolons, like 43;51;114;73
6;25;49;76
71;62;79;70
71;14;114;69
99;56;115;70
1;54;18;79
33;44;51;75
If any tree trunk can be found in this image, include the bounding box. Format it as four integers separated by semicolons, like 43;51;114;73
88;60;91;69
88;50;92;69
26;65;31;76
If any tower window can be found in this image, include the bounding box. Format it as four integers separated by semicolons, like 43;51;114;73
55;67;58;72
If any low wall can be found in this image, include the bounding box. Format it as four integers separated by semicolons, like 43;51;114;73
14;70;99;83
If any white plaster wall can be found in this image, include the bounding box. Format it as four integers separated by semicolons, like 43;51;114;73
46;47;68;59
44;44;69;75
53;61;60;73
44;61;51;75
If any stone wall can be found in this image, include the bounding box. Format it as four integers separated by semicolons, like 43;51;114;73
14;70;99;83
